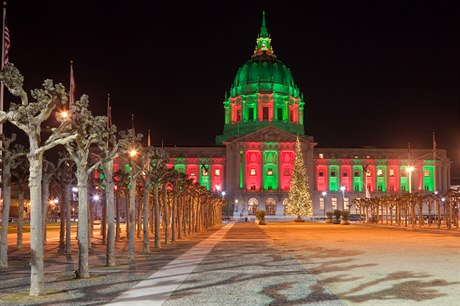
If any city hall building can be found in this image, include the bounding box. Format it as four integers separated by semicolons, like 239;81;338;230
163;14;451;217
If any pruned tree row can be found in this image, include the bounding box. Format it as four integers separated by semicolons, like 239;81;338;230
0;64;223;296
352;190;459;229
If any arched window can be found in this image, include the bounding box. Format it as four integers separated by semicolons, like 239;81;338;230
248;198;258;215
266;198;276;215
282;198;288;215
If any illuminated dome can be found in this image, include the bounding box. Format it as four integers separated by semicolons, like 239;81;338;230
217;12;305;144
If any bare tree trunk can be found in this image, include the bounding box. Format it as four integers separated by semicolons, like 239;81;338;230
154;183;161;248
65;184;72;253
17;190;25;249
171;193;177;242
76;167;90;279
59;188;66;249
105;160;116;266
125;197;129;236
163;184;169;244
128;175;136;259
177;195;182;239
41;177;50;245
137;194;142;238
115;194;120;241
142;177;151;253
29;153;45;295
101;196;107;245
0;159;11;267
89;196;94;239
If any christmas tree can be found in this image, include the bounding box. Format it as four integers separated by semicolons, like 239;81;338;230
286;137;313;221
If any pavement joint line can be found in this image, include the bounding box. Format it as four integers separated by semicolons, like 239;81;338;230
105;222;235;306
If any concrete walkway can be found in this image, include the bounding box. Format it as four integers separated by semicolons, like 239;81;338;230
106;222;345;305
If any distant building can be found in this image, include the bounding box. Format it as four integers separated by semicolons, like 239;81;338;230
163;13;451;216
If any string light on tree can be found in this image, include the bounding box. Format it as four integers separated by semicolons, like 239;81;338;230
285;136;312;222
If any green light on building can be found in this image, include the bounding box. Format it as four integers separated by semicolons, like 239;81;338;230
376;165;387;192
263;150;278;190
400;166;409;191
329;165;339;191
422;165;434;191
175;164;185;173
352;165;363;192
200;164;211;190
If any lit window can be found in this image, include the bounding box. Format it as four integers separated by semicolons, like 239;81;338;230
389;169;395;177
190;173;196;176
215;169;221;176
377;169;383;176
424;170;430;177
250;168;256;176
366;170;371;177
319;154;324;159
202;167;208;176
267;168;273;176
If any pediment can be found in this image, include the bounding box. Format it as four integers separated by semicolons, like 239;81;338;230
231;126;309;143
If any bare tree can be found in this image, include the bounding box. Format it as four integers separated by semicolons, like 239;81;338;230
118;129;143;259
0;134;26;267
11;155;29;249
42;159;56;244
0;63;78;296
95;122;119;266
54;154;74;252
63;95;107;278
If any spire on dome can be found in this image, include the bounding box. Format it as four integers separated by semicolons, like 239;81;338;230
253;11;275;58
260;10;269;38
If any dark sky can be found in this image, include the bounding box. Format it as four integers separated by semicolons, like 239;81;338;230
4;1;460;175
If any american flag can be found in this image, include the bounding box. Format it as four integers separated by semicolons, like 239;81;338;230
69;61;76;104
3;16;10;65
107;94;112;129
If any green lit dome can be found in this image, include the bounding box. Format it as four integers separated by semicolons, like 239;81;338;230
216;12;306;144
231;57;300;97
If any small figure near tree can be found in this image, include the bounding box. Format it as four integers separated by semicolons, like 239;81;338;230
286;137;313;222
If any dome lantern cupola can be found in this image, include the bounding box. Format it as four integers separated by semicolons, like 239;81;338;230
216;12;306;144
253;11;275;58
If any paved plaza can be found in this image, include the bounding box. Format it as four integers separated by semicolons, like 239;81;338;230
0;222;458;305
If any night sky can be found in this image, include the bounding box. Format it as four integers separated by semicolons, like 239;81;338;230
4;1;460;176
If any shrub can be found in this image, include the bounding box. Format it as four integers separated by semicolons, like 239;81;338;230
326;211;334;220
333;210;342;221
341;210;350;221
255;210;266;221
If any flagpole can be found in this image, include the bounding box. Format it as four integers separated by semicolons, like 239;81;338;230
107;93;111;129
147;129;151;147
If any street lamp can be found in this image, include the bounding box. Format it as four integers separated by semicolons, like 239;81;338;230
92;194;101;220
406;166;415;193
234;199;238;212
221;191;226;198
129;149;137;158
